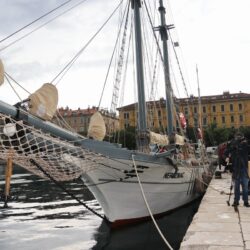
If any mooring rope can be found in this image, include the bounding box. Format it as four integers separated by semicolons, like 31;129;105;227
131;154;173;250
29;158;109;223
179;160;228;195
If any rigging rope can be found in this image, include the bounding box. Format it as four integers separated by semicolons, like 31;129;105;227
52;0;124;85
4;72;31;95
0;0;77;44
98;1;129;110
4;73;22;102
132;154;173;250
110;3;130;114
0;0;89;53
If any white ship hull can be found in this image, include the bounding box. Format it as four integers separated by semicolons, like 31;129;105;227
81;157;206;226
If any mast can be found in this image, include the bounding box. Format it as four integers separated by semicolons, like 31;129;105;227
158;0;174;135
196;65;202;132
196;64;205;162
131;0;148;152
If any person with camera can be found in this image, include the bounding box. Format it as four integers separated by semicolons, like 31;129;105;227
224;132;249;207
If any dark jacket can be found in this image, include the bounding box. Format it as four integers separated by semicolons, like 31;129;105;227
224;138;249;179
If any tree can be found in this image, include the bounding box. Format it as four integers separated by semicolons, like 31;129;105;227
107;126;136;150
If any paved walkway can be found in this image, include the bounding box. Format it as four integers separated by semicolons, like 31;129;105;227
180;172;250;250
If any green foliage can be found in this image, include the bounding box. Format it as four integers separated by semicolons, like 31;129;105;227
238;126;250;140
203;124;250;146
107;126;136;150
185;126;196;143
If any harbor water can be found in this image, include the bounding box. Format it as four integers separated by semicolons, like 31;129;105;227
0;165;201;250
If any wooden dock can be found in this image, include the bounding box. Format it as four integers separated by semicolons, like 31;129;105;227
180;172;250;249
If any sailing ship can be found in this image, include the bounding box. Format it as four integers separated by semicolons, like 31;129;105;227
0;0;214;227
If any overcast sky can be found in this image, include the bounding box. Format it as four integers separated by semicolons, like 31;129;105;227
0;0;250;110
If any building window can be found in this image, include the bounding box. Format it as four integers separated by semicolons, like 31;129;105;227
222;116;225;124
239;103;242;111
212;105;216;112
80;127;84;132
124;112;129;119
239;114;243;123
230;104;234;112
203;117;207;126
194;118;198;127
194;106;197;113
202;106;206;113
125;122;130;128
158;110;161;118
221;105;224;112
184;107;188;116
230;115;234;123
81;117;84;123
213;117;217;123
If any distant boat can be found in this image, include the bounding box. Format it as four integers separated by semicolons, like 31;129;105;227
0;0;214;227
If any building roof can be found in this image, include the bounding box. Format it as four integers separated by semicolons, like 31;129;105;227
57;107;98;117
57;106;118;119
117;92;250;110
176;92;250;104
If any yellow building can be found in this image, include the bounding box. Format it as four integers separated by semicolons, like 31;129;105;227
118;92;250;130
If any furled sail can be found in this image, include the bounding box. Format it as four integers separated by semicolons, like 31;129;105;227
149;131;169;145
29;83;58;120
87;111;106;141
0;59;4;85
175;134;185;145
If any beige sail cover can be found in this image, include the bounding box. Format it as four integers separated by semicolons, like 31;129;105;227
149;131;169;145
0;59;4;85
29;83;58;120
88;111;106;141
175;134;185;145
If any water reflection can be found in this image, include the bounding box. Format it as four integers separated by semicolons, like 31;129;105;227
92;199;201;250
0;165;201;250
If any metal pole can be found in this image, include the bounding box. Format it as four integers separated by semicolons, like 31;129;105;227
131;0;149;152
158;0;173;135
